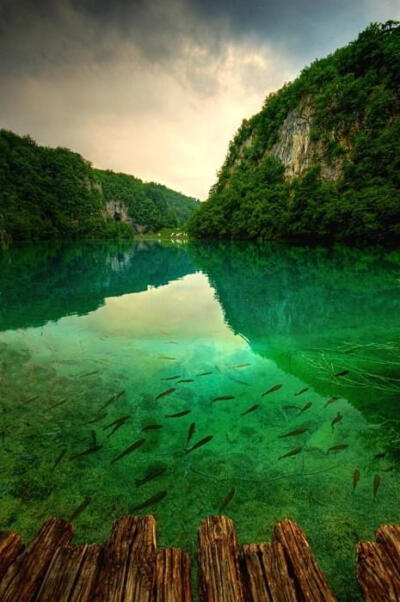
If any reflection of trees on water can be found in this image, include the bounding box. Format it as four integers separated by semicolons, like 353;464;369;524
187;241;400;420
0;241;196;331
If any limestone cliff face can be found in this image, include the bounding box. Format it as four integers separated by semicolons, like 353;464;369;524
104;200;147;233
270;101;344;181
269;102;314;177
231;98;345;183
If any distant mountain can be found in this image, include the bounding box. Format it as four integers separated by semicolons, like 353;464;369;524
188;22;400;245
0;129;199;246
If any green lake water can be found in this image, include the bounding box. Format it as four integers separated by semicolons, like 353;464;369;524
1;239;400;599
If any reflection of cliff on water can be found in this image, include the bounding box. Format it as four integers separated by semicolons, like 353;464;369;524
0;240;196;331
188;241;400;420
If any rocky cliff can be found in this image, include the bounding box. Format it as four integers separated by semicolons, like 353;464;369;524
189;21;400;245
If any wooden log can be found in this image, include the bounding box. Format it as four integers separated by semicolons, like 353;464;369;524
242;542;297;602
0;532;24;579
357;541;400;601
154;548;192;602
0;517;73;602
197;516;246;602
376;525;400;578
93;514;156;602
274;519;336;602
35;543;102;602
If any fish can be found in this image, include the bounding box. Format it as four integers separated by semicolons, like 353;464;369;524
155;387;176;401
165;410;191;418
161;375;181;381
278;427;309;439
186;422;196;447
185;435;213;454
24;395;39;404
325;397;340;408
374;452;386;460
158;356;176;361
283;404;300;411
240;404;259;416
327;444;348;453
103;416;131;430
131;490;167;512
49;399;67;409
69;497;91;521
331;412;343;431
101;390;125;410
334;370;349;377
107;422;128;438
295;387;309;396
234;363;250;369
197;371;213;376
261;384;282;397
219;487;235;512
142;424;163;431
177;379;194;383
167;341;178;344
111;439;145;464
299;402;312;414
373;474;381;499
79;370;99;378
53;448;67;468
353;468;360;490
70;444;103;460
87;411;107;424
212;395;235;403
279;447;302;460
136;467;166;487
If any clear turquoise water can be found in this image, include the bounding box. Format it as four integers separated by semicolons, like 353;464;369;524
1;239;400;599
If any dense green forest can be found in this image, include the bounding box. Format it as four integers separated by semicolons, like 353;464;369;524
0;130;199;246
96;170;199;232
188;22;400;245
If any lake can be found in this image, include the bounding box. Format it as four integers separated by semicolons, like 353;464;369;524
1;239;400;599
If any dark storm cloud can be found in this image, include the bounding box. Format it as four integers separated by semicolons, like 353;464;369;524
0;0;376;75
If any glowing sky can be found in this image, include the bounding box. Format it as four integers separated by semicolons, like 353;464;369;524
1;0;399;199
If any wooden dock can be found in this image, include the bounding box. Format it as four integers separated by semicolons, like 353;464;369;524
0;514;399;601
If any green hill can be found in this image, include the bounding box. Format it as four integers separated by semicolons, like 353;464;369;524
0;130;199;246
188;22;400;245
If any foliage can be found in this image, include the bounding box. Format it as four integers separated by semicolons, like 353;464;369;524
188;22;400;245
0;130;199;244
95;170;199;232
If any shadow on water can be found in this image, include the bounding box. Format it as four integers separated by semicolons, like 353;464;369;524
1;239;400;600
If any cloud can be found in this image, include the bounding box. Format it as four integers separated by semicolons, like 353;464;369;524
0;0;399;199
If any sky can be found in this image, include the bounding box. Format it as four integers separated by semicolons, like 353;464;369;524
0;0;399;199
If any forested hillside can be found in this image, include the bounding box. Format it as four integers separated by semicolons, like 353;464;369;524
0;130;199;245
96;170;199;232
188;22;400;245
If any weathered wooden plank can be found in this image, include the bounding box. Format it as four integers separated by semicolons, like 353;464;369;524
197;516;246;602
376;525;400;579
93;514;156;602
154;547;192;602
242;542;297;602
0;531;24;579
35;543;102;602
0;518;73;602
274;519;336;602
357;540;400;601
68;544;103;602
